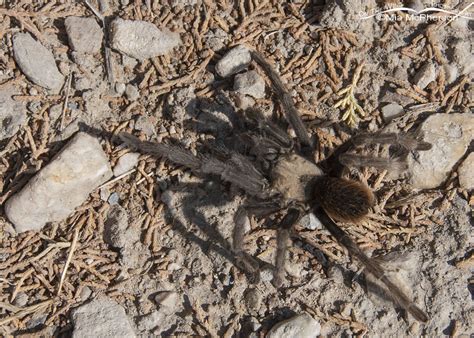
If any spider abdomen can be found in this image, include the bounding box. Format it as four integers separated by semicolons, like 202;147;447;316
313;177;375;223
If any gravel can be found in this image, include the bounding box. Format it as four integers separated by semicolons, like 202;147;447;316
5;132;112;232
12;33;64;91
110;18;181;60
65;16;103;54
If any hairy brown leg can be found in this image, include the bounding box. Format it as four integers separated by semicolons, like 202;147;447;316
313;208;429;322
273;208;301;288
250;50;312;149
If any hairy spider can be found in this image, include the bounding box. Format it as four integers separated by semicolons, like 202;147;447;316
119;49;431;323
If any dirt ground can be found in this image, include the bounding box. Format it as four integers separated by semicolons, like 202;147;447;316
0;0;473;337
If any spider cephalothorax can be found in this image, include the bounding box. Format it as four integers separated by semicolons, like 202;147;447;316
119;48;431;323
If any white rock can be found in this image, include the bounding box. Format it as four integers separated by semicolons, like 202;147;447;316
458;153;474;190
72;295;136;338
0;88;26;140
381;103;404;122
113;152;140;176
65;16;103;54
215;45;251;77
5;132;112;232
12;33;64;91
110;18;181;60
234;70;265;99
266;313;320;338
408;113;474;189
412;63;436;89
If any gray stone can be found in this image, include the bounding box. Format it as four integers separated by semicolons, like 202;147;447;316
215;45;251;77
408;113;474;189
107;192;120;205
458;153;474;190
12;292;29;307
5;132;112;232
110;18;181;60
412;63;436;89
267;313;320;338
234;70;265;99
113;152;140;176
300;213;322;230
72;295;136;338
125;84;140;101
12;33;64;91
381;103;404;122
0;88;26;141
65;16;103;54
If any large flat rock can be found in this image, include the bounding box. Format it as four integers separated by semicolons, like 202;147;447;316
5;132;112;232
12;33;64;91
408;113;474;189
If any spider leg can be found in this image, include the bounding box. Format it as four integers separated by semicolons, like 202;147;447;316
324;132;432;175
232;207;260;280
273;208;301;288
338;153;408;171
313;207;429;322
119;132;271;198
250;51;312;149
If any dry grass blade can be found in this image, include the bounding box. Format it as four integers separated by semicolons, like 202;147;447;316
57;228;80;296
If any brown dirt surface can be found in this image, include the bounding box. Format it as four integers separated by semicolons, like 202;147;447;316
0;0;472;337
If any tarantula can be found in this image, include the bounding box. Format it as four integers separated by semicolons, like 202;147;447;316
119;49;430;322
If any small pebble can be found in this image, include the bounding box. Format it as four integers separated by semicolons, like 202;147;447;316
300;213;323;230
100;187;111;201
125;84;140;101
108;192;120;205
115;82;126;95
267;313;321;338
381;103;404;123
113;152;140;177
412;63;436;89
13;292;29;307
215;45;251;77
234;70;265;99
